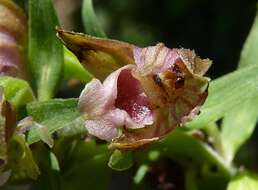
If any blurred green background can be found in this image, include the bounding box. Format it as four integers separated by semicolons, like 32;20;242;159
55;0;257;78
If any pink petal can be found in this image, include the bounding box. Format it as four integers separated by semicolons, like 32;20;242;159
85;119;118;141
79;65;154;132
79;79;108;117
133;44;180;75
79;65;135;118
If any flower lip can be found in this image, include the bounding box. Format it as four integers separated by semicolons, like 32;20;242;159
79;65;154;140
115;68;153;125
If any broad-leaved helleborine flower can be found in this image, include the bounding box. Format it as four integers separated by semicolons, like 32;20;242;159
0;0;27;77
57;29;211;149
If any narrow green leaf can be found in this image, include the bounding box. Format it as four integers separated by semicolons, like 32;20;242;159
227;172;258;190
221;100;258;163
82;0;107;38
26;99;83;144
28;0;63;100
221;6;258;163
64;48;92;83
108;150;133;171
186;65;258;129
238;6;258;68
0;76;35;109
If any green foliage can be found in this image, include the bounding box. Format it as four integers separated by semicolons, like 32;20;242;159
186;65;258;129
56;140;112;190
221;101;258;163
157;129;234;177
8;135;40;180
0;76;35;109
32;144;61;190
82;0;107;38
64;48;92;83
227;172;258;190
26;99;83;144
238;7;258;68
28;0;63;101
221;7;258;163
108;150;134;171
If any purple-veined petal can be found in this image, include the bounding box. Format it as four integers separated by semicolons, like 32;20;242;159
134;43;180;75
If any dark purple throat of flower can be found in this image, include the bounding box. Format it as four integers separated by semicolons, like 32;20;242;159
115;69;153;125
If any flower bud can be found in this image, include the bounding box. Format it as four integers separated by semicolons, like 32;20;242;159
0;0;27;77
58;30;211;149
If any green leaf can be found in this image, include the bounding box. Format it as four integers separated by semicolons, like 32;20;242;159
32;144;61;190
28;0;63;100
108;150;133;171
221;100;258;163
57;140;111;190
0;76;35;109
64;48;92;83
186;65;258;129
8;135;40;180
227;172;258;190
82;0;107;38
156;129;235;178
185;167;198;190
220;6;258;163
238;6;258;68
26;99;84;144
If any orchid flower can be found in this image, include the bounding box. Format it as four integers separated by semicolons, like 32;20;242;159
0;0;27;77
58;30;211;149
